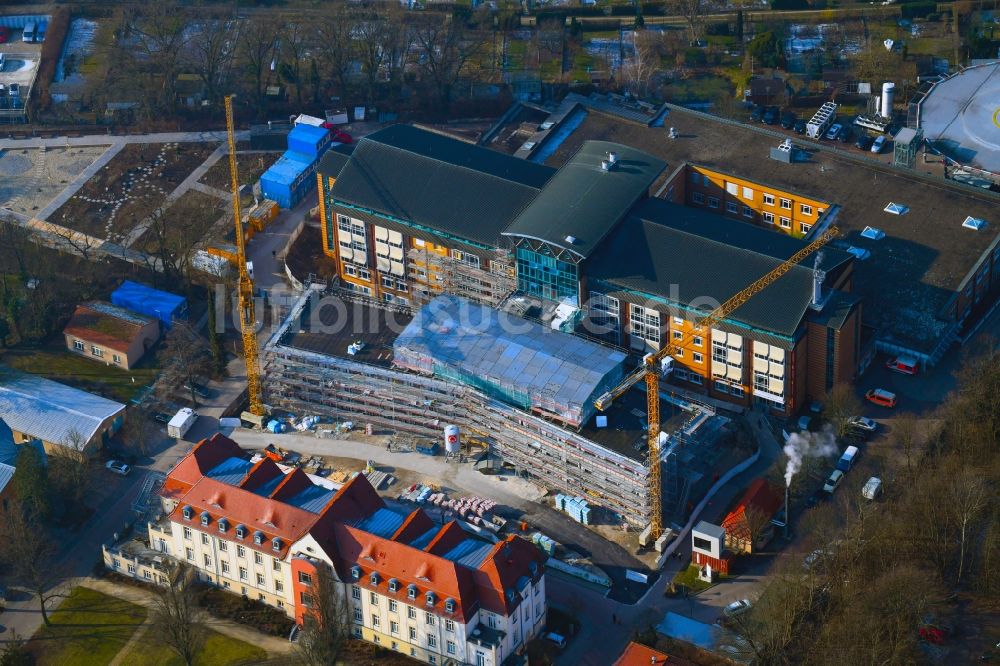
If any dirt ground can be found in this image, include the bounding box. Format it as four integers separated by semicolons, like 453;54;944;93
49;142;216;240
0;146;105;215
134;189;227;254
285;223;338;281
199;150;282;191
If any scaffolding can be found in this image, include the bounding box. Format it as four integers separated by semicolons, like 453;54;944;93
407;246;515;307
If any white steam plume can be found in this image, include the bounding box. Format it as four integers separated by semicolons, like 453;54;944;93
783;424;839;487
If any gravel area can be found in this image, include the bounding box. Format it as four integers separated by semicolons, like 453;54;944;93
0;146;106;215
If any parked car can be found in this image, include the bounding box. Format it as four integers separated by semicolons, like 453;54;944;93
823;469;845;493
106;460;131;476
837;125;852;143
797;415;813;431
544;632;567;649
190;383;212;399
886;355;919;375
825;123;843;140
780;111;796;129
862;476;883;500
865;388;898;408
763;106;779;125
750;105;764;122
871;135;888;153
0;27;9;44
151;411;171;424
856;134;874;150
848;416;878;433
803;548;831;570
793;119;807;134
724;599;753;618
8;83;19;97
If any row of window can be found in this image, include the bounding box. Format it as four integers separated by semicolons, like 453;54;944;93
381;276;408;291
343;263;372;281
73;339;123;364
692;190;816;217
184;548;284;592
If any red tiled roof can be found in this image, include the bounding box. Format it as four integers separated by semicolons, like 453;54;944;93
424;521;467;555
238;458;283;492
390;509;435;543
63;302;153;354
161;434;244;500
614;641;687;666
473;535;546;616
722;478;784;538
269;468;314;502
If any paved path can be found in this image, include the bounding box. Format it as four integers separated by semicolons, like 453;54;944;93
189;180;231;200
0;130;248;150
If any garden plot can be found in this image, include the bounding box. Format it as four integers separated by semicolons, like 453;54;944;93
49;142;216;241
0;146;105;216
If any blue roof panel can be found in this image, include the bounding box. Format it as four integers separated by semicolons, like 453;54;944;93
205;457;252;485
409;527;439;550
288;484;336;513
260;151;315;187
352;507;406;538
442;539;495;568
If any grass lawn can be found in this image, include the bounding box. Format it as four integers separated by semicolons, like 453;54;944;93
1;338;159;403
118;628;267;666
667;75;734;104
27;587;146;666
670;564;722;594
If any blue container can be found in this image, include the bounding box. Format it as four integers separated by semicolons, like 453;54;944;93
286;125;330;159
111;280;187;329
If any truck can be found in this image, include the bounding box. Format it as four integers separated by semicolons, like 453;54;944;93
167;407;198;439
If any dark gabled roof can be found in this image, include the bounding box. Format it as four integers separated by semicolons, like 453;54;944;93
805;290;863;331
503;140;667;259
317;143;356;179
586;198;851;337
325;124;555;247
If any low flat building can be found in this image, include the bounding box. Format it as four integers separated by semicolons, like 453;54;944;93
63;301;160;370
107;434;546;666
0;368;125;456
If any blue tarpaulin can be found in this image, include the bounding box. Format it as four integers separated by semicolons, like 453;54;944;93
110;281;187;328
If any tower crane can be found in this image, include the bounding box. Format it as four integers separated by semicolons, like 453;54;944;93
595;226;840;541
224;95;265;416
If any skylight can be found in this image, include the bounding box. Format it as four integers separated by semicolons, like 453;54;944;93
860;226;885;240
962;216;987;231
884;203;909;215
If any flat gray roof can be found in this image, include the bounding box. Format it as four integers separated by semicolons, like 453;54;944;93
919;62;1000;174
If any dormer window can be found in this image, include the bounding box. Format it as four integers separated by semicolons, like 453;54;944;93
253;531;265;545
235;524;246;539
351;565;361;580
407;584;417;600
182;506;193;520
425;591;436;607
445;598;455;613
370;572;380;586
200;511;211;527
272;537;282;552
218;518;229;533
388;578;398;593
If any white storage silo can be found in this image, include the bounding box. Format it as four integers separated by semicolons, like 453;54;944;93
881;82;895;119
444;425;461;454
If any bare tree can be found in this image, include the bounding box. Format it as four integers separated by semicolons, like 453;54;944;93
185;15;238;108
824;383;862;438
620;30;659;98
356;13;388;107
312;6;357;106
48;428;94;519
239;16;279;117
158;321;213;408
946;467;989;585
0;501;63;626
281;21;310;107
411;13;487;112
892;412;920;479
151;563;204;666
127;5;193;114
742;505;774;552
297;565;350;666
119;413;156;457
668;0;707;45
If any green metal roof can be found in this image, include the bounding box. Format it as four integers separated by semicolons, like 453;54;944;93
317;143;355;178
585;198;851;337
324;125;555;247
503;141;667;259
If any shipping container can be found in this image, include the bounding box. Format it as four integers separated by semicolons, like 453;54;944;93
287;124;330;159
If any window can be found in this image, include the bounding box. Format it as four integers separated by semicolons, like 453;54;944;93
630;304;661;346
445;619;455;632
742;186;753;200
352;586;361;600
185;547;194;561
301;592;314;608
73;340;84;351
425;612;435;626
113;559;121;569
254;551;263;565
396;280;407;292
354;607;363;623
693;336;703;347
715;380;729;394
800;204;813;216
203;554;212;567
689;373;703;385
408;607;416;620
272;558;281;571
780;217;791;229
673;330;683;340
112;354;121;365
754;371;769;392
447;641;456;655
427;635;437;649
382;276;394;289
222;561;230;574
732;385;745;397
256;573;265;587
239;567;248;581
128;563;136;574
276;581;283;593
693;352;703;363
383;293;394;303
391;620;399;635
673;316;684;326
143;570;152;580
236;525;246;539
338;215;352;233
91;345;103;358
780;198;792;210
183;527;192;540
743;206;753;218
692;192;705;204
372;614;380;628
201;533;209;545
389;600;398;612
707;196;719;209
726;182;738;195
763;212;775;224
370;592;378;604
726;202;738;214
298;572;313;586
801;223;813;233
409;627;417;641
763;193;775;206
712;340;727;365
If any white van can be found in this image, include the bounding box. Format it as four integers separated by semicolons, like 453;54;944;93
544;632;567;649
862;477;882;500
836;445;859;472
22;22;36;43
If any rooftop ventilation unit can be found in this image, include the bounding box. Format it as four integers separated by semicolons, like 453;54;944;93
600;159;612;171
962;216;987;231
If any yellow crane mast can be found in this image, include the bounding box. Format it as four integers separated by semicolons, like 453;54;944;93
224;95;265;416
595;226;840;540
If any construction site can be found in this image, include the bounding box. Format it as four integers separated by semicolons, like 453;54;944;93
262;288;740;535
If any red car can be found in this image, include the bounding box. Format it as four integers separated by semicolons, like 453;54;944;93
0;27;10;44
865;389;898;408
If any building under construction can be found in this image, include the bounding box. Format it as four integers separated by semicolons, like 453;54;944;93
264;290;733;527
